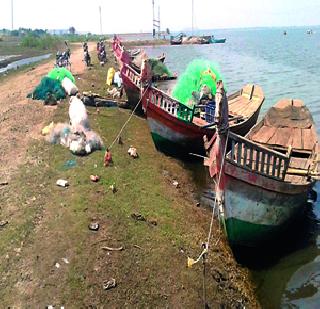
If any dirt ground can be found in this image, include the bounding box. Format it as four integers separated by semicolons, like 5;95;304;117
0;43;91;183
0;42;259;308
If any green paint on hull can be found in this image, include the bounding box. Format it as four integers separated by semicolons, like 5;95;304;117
151;132;188;157
226;217;287;247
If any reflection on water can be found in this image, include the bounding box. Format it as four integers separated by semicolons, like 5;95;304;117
144;27;320;307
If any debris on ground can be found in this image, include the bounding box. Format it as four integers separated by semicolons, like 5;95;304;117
56;179;69;187
104;149;113;167
55;262;60;269
103;278;117;290
88;222;100;231
101;246;124;251
172;180;180;188
131;213;146;222
61;258;69;264
90;175;100;182
128;146;138;158
42;122;55;136
109;184;117;193
0;220;9;228
118;136;123;145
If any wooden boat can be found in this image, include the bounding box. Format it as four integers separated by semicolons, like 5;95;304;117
204;99;319;247
112;36;176;113
141;84;265;157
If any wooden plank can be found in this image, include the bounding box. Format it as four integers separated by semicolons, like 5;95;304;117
251;125;277;144
231;139;235;161
237;142;242;165
272;156;277;177
269;127;293;148
291;128;303;149
266;153;271;175
249;147;254;169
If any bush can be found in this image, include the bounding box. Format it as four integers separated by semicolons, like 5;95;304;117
21;34;62;50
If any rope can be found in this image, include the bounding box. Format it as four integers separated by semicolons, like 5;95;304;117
206;130;229;246
108;85;149;150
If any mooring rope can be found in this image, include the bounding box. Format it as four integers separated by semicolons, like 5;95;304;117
108;85;149;150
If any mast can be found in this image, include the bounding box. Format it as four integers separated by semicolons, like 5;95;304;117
158;5;160;38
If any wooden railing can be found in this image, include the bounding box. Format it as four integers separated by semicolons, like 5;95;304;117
122;64;141;88
226;132;290;180
148;87;194;122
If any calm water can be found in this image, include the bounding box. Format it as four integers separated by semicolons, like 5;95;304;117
144;26;320;308
0;53;51;74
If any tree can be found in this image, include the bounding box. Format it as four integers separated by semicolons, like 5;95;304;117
69;27;76;35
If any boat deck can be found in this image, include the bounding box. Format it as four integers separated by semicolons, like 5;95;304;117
227;99;319;185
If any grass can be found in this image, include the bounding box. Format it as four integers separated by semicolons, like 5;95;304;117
0;44;258;307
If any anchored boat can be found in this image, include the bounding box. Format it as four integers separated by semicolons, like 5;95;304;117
205;98;319;247
112;36;176;112
141;84;265;157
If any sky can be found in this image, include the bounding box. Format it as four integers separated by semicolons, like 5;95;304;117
0;0;319;34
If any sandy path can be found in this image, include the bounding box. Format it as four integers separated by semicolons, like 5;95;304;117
0;43;93;182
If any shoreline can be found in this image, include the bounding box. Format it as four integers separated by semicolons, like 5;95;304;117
0;42;260;307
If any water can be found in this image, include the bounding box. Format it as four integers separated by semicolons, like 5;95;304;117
0;53;52;74
144;26;320;308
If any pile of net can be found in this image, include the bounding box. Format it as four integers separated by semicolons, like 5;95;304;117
27;77;66;103
172;59;225;106
27;68;77;104
148;58;172;78
43;122;103;155
47;67;75;83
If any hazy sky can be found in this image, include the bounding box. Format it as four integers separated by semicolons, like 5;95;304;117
1;0;319;33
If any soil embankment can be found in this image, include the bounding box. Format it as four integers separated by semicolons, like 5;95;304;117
0;42;259;307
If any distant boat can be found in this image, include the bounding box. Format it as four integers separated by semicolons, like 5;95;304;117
170;33;183;45
204;99;319;247
283;30;287;36
307;29;313;35
202;35;226;44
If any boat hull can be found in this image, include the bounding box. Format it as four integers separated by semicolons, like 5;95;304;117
224;168;309;247
145;97;262;157
211;38;226;44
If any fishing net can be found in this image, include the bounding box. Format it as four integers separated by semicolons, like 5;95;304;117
172;59;225;106
27;77;66;102
47;67;75;83
148;58;172;78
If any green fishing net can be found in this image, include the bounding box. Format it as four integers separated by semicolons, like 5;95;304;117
172;59;225;106
148;58;172;78
47;67;75;83
27;76;66;102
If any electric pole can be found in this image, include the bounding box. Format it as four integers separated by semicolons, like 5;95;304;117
99;6;102;35
11;0;13;30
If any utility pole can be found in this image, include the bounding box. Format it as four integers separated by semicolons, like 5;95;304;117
152;0;160;38
99;6;102;35
152;0;155;37
158;5;160;38
11;0;13;30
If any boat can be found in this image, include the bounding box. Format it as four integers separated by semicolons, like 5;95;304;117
202;35;226;44
170;33;183;45
141;84;265;157
112;36;176;113
204;98;319;247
